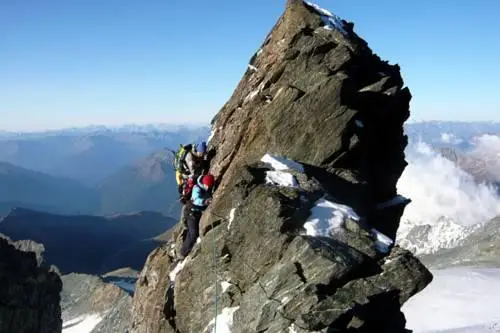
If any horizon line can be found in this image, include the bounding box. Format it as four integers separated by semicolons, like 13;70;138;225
2;119;500;134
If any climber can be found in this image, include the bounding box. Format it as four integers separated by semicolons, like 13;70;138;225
179;173;215;259
174;141;207;197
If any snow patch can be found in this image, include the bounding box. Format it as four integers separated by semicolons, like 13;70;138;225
196;237;201;244
303;1;334;16
248;64;258;72
243;89;259;104
208;128;216;143
403;268;500;332
371;229;394;253
304;198;360;237
169;258;188;281
265;170;299;188
204;306;239;333
63;314;103;333
355;119;364;128
256;48;263;56
261;153;304;173
288;323;299;333
228;208;236;230
303;1;347;35
220;281;232;293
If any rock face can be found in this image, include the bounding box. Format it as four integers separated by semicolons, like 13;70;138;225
0;236;62;333
130;1;432;332
61;273;132;333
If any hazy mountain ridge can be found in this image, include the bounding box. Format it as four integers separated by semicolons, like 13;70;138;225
0;125;210;184
0;207;176;275
0;126;209;218
99;148;180;218
0;161;100;215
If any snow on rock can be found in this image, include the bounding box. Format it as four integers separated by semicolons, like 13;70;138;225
371;228;394;254
355;119;364;128
248;64;258;72
208;128;216;143
261;153;304;173
220;281;232;293
169;258;188;281
288;323;299;333
62;314;103;333
403;268;500;333
397;217;479;255
303;198;360;237
265;170;299;188
243;89;259;104
204;306;239;333
228;208;236;230
303;1;347;35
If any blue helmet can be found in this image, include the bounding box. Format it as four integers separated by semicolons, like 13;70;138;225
195;141;207;154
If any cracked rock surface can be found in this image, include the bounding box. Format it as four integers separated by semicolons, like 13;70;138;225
130;1;432;332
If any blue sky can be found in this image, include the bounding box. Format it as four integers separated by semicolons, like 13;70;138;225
1;0;499;131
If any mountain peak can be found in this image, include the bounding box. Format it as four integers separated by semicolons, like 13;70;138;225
130;1;429;332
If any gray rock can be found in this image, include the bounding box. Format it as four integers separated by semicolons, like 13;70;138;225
61;273;131;333
0;236;62;333
130;1;432;333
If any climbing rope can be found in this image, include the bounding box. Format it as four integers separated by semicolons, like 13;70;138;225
206;211;232;333
211;216;219;333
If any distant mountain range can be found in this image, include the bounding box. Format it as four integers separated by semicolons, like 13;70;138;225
98;148;181;218
0;162;100;216
404;120;500;150
0;125;210;184
2;121;499;221
0;125;210;218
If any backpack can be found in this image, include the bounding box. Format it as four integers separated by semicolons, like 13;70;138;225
174;144;192;173
180;177;195;204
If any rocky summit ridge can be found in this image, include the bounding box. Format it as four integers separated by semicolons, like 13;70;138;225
129;1;433;332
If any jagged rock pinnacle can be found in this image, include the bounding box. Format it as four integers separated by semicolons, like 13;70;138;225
130;1;431;332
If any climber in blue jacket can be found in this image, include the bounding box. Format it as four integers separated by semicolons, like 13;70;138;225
179;174;215;259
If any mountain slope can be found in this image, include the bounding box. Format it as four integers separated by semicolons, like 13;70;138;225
420;216;500;269
130;1;431;332
98;149;180;218
61;273;131;333
0;162;100;215
0;208;176;275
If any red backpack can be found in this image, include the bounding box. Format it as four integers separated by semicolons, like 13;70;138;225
180;177;195;204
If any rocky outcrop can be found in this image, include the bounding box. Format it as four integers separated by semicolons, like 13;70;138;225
130;1;432;332
0;236;62;333
61;273;132;333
